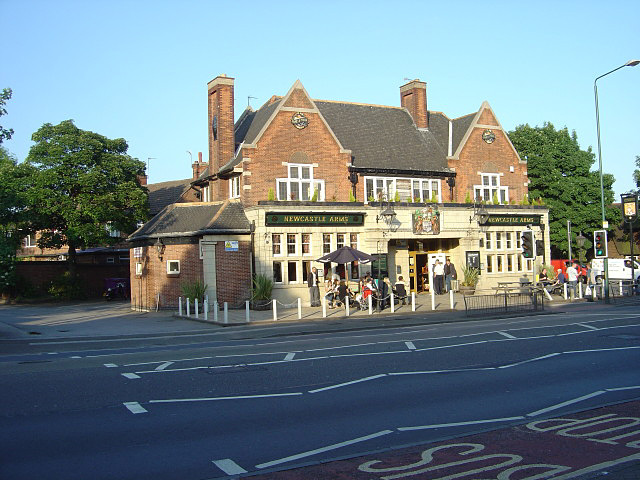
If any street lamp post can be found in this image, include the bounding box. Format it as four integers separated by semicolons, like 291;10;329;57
594;59;639;302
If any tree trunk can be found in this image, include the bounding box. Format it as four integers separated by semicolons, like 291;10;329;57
67;242;77;279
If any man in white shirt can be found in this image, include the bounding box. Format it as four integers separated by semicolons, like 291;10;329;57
434;260;445;294
566;262;578;298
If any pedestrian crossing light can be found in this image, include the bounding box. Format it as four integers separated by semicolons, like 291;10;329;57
593;230;608;258
521;230;535;259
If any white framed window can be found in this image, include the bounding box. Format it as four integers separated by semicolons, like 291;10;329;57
365;176;442;203
302;233;311;255
276;164;324;201
336;233;345;249
202;185;210;202
287;234;297;256
474;173;508;204
495;232;502;250
229;176;240;199
517;254;523;272
166;260;180;275
485;232;492;250
273;262;283;283
496;255;504;273
516;231;522;249
411;179;441;203
506;232;513;250
350;233;358;249
135;262;143;276
22;234;36;248
507;254;515;272
323;234;332;254
526;258;533;271
486;255;494;273
287;261;298;284
272;234;282;256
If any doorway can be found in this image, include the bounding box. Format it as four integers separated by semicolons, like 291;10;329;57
409;251;447;293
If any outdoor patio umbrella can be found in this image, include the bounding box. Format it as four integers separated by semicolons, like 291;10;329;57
316;246;376;264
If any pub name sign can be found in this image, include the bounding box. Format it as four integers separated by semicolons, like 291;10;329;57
480;214;542;226
266;212;364;226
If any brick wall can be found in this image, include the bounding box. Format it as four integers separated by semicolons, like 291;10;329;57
208;75;235;202
129;240;251;310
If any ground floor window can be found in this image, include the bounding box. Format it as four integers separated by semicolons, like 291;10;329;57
287;261;298;283
273;262;283;283
486;253;533;274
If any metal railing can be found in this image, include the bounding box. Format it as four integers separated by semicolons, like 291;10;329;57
464;288;545;317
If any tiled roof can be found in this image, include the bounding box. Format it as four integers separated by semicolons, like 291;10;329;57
146;178;192;216
128;200;250;240
452;113;476;155
315;101;450;173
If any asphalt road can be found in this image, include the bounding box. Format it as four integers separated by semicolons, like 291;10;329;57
0;302;639;479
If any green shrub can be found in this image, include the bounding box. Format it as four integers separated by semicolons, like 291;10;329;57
48;272;86;300
251;273;273;301
431;191;438;203
349;190;356;202
181;279;208;302
464;191;471;204
460;264;480;287
492;192;500;205
394;191;400;202
267;188;275;201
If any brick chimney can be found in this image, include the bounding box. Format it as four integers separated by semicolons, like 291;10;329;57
400;79;428;129
192;151;208;180
136;174;147;186
208;74;235;201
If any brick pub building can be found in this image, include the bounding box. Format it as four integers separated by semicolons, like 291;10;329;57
128;74;549;309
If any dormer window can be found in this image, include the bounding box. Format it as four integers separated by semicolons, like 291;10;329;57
475;173;508;204
276;163;324;201
229;176;240;199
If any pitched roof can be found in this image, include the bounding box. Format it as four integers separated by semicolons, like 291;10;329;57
315;101;450;173
452;113;476;155
146;178;193;216
128;200;250;240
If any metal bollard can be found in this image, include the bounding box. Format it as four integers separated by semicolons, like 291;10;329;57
431;288;435;311
619;281;623;296
592;285;596;301
245;300;250;323
204;300;208;321
272;299;277;321
223;302;228;324
449;289;454;309
578;282;583;299
195;298;199;319
297;298;302;320
345;296;350;317
322;297;327;318
214;301;219;323
368;294;373;315
390;291;395;313
563;283;568;300
187;298;191;317
412;292;416;312
179;297;183;316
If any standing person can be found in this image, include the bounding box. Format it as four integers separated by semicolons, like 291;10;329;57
307;267;320;307
444;258;457;293
566;262;578;298
434;260;445;295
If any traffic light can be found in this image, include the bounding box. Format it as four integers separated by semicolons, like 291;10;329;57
593;230;608;258
521;230;535;259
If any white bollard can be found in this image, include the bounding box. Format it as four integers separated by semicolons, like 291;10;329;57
195;298;199;319
322;297;327;318
592;285;596;301
619;281;623;296
245;300;250;323
187;298;191;317
223;302;228;324
214;301;219;323
368;294;373;315
179;297;183;316
449;289;454;309
578;282;583;299
204;300;208;321
345;297;350;317
431;288;435;311
297;298;302;320
412;292;416;312
543;287;553;301
563;283;568;300
390;291;395;313
272;299;277;321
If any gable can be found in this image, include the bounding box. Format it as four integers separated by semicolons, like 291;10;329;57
478;108;499;127
283;87;314;109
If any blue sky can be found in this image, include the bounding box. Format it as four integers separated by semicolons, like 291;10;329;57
3;0;639;198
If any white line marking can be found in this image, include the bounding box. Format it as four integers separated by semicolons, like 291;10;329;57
606;385;640;392
497;331;517;339
155;362;173;371
498;353;560;369
576;323;599;331
284;353;296;361
123;402;147;414
527;391;606;417
255;430;394;469
389;367;495;376
149;392;303;404
104;363;118;368
47;352;57;355
405;341;416;350
70;356;81;359
398;416;525;431
122;373;141;379
212;459;248;475
309;374;387;393
563;346;640;354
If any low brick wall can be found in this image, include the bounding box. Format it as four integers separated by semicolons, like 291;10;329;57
15;261;130;298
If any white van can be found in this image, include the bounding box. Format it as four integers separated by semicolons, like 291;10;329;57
591;258;640;283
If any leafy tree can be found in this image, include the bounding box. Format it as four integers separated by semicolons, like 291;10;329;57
0;88;14;144
509;122;620;259
24;120;149;275
633;155;640;190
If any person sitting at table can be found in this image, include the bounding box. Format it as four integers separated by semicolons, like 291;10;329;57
538;268;550;285
335;281;353;307
394;276;407;305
